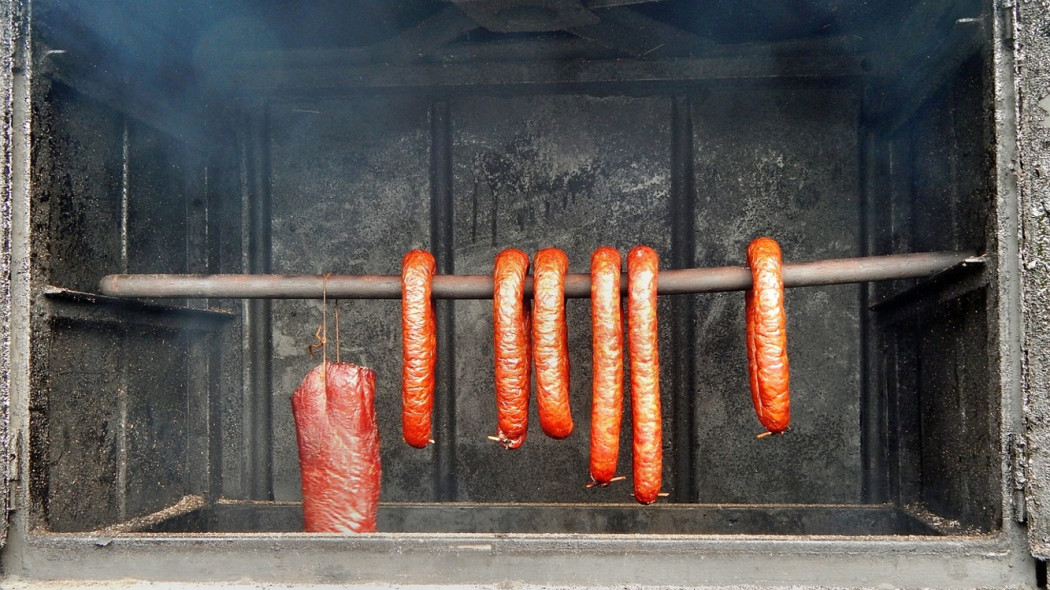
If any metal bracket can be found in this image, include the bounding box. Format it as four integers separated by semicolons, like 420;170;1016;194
999;0;1016;47
1011;432;1028;523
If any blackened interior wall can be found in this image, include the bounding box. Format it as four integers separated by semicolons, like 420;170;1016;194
29;79;236;531
266;85;864;505
870;54;1000;531
26;36;1001;532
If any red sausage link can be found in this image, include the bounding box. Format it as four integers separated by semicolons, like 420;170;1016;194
533;247;572;439
493;248;531;449
745;237;790;434
589;246;624;485
401;249;436;448
293;362;381;533
627;245;662;504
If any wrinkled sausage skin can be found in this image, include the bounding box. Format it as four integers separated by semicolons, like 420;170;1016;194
533;247;572;439
493;249;531;449
293;362;381;533
401;249;437;448
589;246;624;485
627;245;662;504
746;237;790;434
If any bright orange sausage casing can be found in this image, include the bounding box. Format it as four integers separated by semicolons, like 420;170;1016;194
493;248;531;449
589;247;623;485
745;237;790;434
627;245;662;504
533;248;572;439
401;249;436;448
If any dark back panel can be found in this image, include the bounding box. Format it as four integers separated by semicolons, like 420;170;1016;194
691;86;863;503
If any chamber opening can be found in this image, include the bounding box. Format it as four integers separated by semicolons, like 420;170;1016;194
28;0;1000;537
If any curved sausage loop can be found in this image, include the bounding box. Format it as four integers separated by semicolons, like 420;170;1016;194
589;247;624;486
533;247;573;439
627;245;663;504
745;237;790;435
401;249;437;448
493;248;531;449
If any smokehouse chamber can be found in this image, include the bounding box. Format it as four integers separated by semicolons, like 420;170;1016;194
4;0;1050;586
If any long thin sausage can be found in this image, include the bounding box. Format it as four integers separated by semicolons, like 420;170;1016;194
493;249;531;449
293;362;381;533
589;247;623;485
401;249;436;448
627;245;662;504
533;248;572;439
746;237;790;434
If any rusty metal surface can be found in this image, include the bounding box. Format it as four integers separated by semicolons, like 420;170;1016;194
1016;0;1050;560
0;0;16;549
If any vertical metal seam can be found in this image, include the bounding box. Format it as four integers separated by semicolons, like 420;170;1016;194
4;0;31;552
858;126;887;503
431;99;457;501
857;129;874;502
116;332;128;520
120;118;129;275
991;0;1026;534
115;117;130;519
669;94;697;502
247;100;273;501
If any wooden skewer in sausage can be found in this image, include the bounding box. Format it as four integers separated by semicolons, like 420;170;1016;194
745;237;790;435
401;249;437;448
627;245;663;504
493;248;531;449
533;247;573;439
589;246;624;486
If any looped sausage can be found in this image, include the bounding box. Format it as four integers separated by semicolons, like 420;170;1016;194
589;246;623;486
401;249;437;448
745;237;790;435
493;248;531;449
533;247;572;439
627;245;662;504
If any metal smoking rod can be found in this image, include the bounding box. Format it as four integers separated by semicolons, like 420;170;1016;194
98;250;980;300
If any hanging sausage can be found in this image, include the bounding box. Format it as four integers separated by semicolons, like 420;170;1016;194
589;246;624;486
533;247;572;439
493;248;532;449
627;245;663;504
745;236;791;435
401;249;437;448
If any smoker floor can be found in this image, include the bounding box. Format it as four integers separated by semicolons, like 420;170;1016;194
131;500;951;536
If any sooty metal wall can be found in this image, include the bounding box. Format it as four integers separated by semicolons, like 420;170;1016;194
0;0;1048;587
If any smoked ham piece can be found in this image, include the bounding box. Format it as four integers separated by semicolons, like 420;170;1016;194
292;362;381;533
